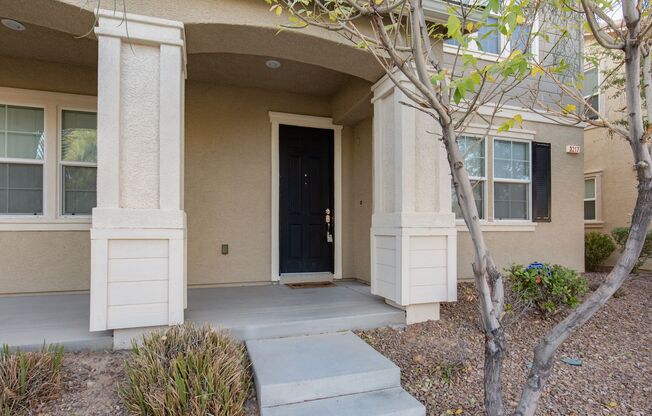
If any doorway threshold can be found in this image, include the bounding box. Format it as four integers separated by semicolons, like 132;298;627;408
280;272;334;285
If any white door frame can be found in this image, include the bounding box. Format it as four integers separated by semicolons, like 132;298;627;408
269;111;343;282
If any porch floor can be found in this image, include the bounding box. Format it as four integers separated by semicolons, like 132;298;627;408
0;280;404;350
186;280;405;340
0;293;114;351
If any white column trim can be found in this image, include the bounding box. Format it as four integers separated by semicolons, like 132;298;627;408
92;9;187;332
95;35;121;209
89;238;108;331
269;112;343;282
159;43;185;210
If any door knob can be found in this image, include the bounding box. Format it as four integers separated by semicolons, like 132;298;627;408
325;209;333;243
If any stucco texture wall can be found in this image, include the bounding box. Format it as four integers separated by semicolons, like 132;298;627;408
0;232;90;294
184;81;372;286
0;58;95;295
0;57;584;292
457;121;586;279
0;55;96;96
584;127;637;233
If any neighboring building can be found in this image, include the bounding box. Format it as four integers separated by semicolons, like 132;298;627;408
582;30;645;267
0;0;584;344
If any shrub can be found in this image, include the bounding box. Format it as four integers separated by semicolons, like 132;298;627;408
506;262;588;316
585;232;616;271
119;323;251;416
611;227;652;272
0;344;64;415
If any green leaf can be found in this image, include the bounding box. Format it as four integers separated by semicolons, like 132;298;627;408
563;104;577;114
453;86;464;104
447;14;462;39
497;119;514;132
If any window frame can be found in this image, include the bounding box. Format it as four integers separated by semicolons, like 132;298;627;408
583;66;600;120
492;137;533;222
443;16;540;62
0;103;47;217
0;87;96;230
583;171;603;226
58;107;97;218
583;177;596;221
453;135;488;223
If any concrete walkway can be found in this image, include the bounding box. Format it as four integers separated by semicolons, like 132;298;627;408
247;331;425;415
0;280;404;350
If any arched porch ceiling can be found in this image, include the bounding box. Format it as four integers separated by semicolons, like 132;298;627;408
7;0;385;83
185;24;383;82
187;53;355;97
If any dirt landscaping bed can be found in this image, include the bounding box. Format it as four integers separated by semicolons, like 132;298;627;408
357;273;652;415
30;273;650;415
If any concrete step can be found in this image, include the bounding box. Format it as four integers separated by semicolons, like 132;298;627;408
260;387;426;416
185;282;406;341
246;331;401;408
229;309;405;341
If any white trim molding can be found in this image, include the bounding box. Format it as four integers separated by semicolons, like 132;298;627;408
584;170;603;225
269;112;343;282
0;87;96;231
90;10;187;333
456;221;537;232
472;103;587;127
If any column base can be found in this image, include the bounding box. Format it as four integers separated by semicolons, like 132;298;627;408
90;227;185;332
386;300;441;324
113;326;169;350
405;302;440;324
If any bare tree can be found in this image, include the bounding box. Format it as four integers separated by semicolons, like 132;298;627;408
266;0;651;415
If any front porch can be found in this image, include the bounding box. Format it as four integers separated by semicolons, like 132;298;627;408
0;5;457;344
0;280;404;351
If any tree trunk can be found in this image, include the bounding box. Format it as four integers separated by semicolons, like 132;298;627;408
513;178;652;416
514;4;652;411
485;327;507;416
440;124;506;416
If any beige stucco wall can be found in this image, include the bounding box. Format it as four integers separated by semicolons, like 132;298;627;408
350;118;373;281
582;37;646;267
584;127;637;233
0;57;95;295
0;55;96;96
184;81;371;286
0;55;585;293
457;121;586;278
0;232;90;294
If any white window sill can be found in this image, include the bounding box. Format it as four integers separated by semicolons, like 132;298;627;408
444;44;505;62
456;220;537;232
0;218;91;231
584;220;605;228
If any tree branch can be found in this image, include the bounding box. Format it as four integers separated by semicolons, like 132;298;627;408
580;0;627;49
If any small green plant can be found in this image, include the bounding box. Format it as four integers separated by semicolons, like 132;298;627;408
506;263;588;316
585;232;616;272
0;344;64;415
119;323;251;416
439;361;465;386
611;227;652;272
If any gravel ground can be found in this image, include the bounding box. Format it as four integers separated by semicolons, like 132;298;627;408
34;350;129;416
31;273;650;415
32;350;258;416
357;273;652;415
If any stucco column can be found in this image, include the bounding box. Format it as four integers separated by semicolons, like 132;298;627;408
89;10;187;334
370;73;457;324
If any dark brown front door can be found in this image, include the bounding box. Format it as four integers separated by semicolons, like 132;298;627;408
279;124;334;274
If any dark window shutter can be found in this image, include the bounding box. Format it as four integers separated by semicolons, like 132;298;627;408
532;142;551;222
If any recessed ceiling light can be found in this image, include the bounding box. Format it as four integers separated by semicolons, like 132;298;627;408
265;59;281;69
1;19;25;31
